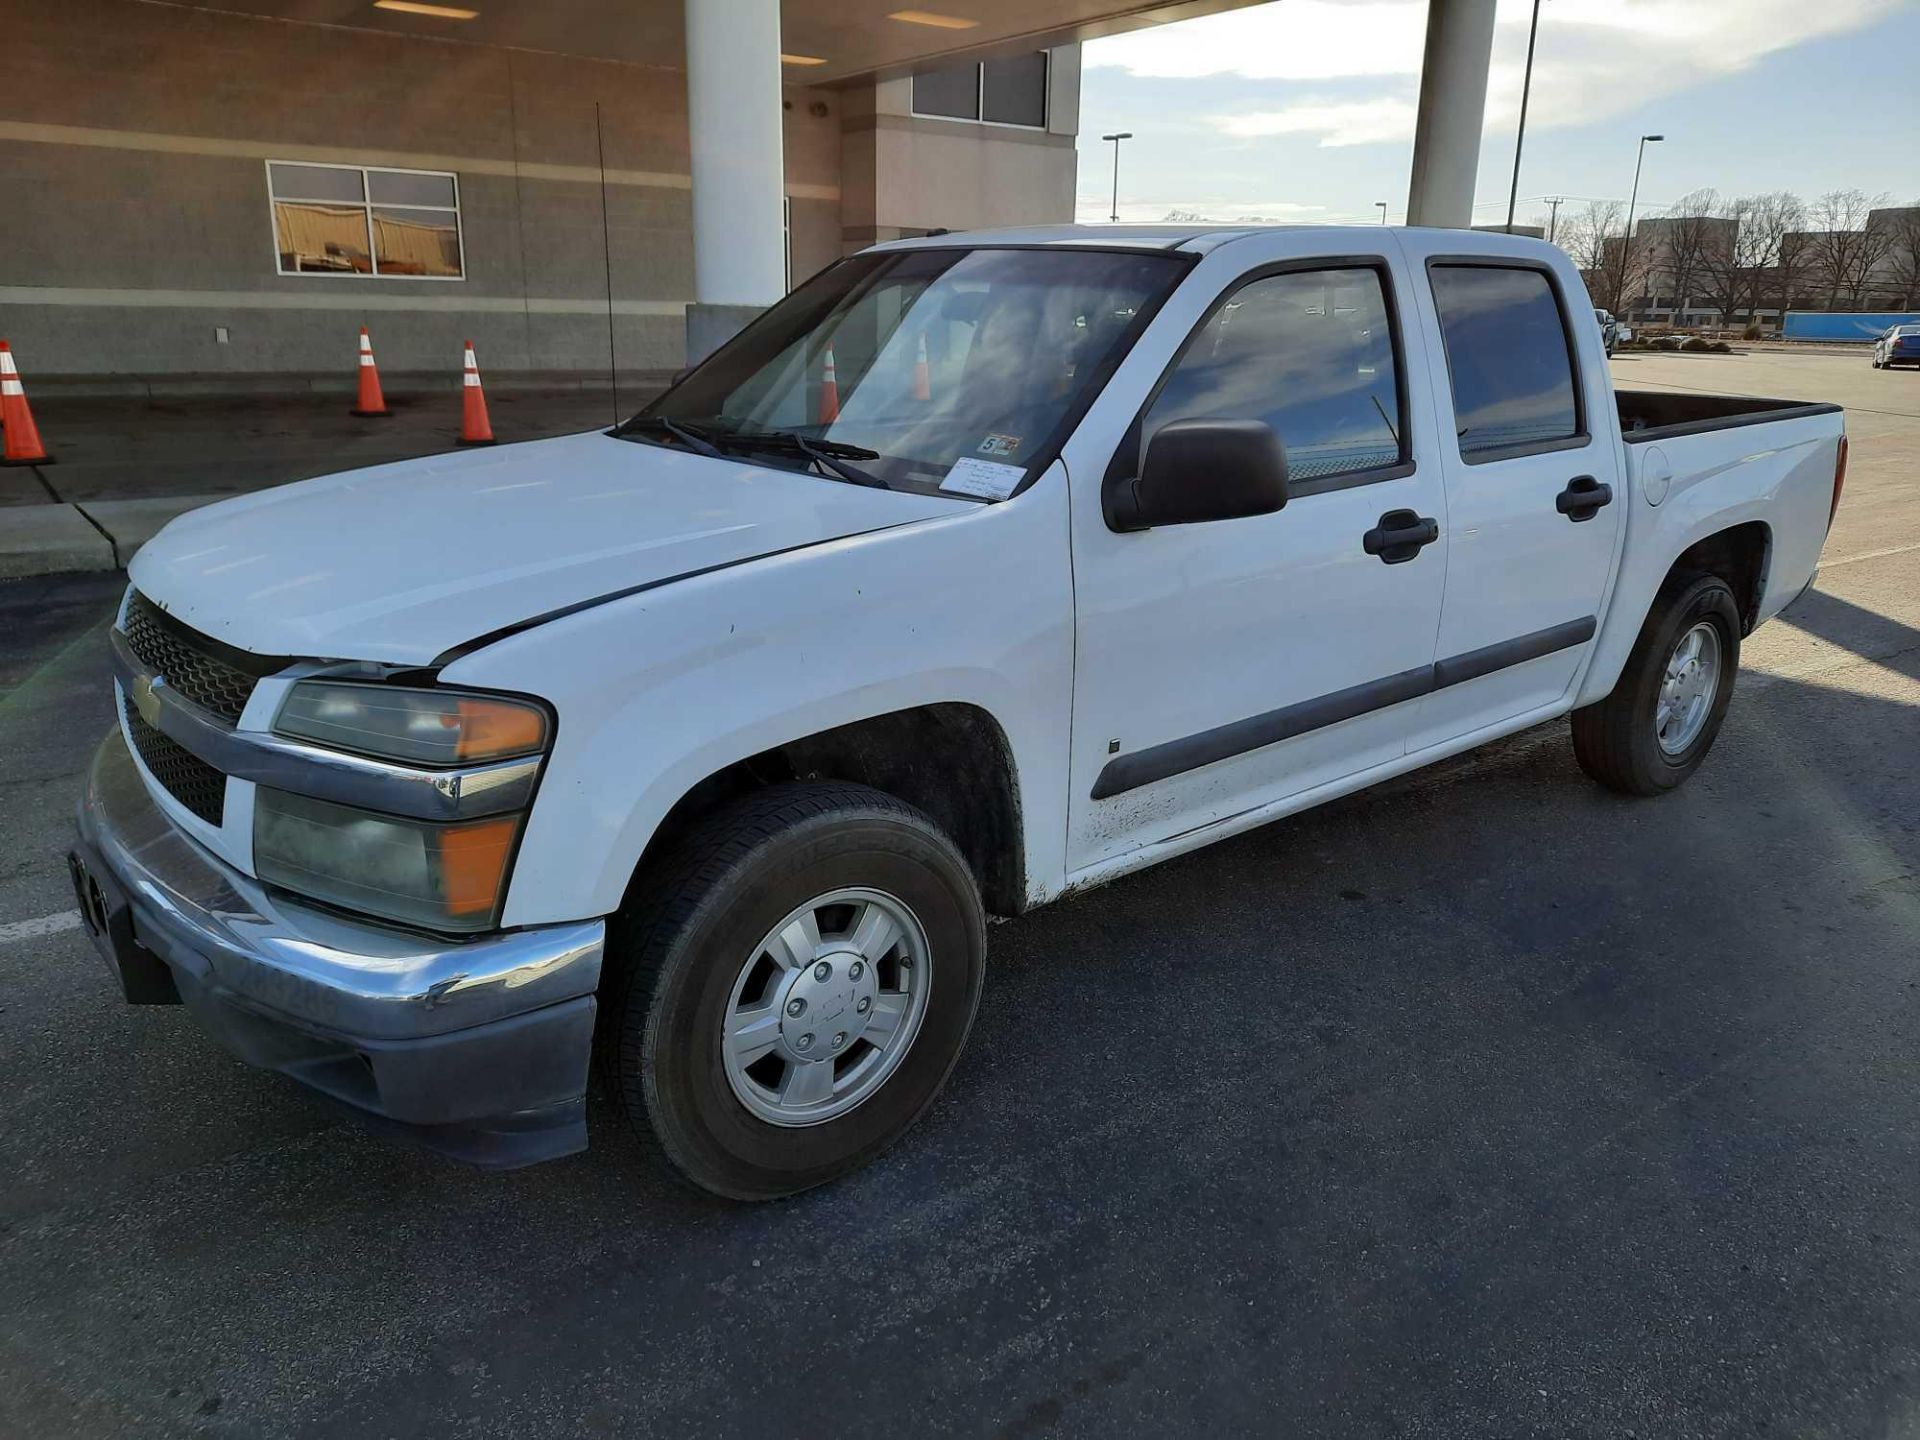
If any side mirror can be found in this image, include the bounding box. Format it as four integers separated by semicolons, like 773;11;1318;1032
1105;418;1290;532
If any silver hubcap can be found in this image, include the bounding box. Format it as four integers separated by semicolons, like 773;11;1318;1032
721;887;931;1127
1655;621;1722;755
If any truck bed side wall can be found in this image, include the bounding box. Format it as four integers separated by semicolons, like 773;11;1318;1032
1576;413;1841;706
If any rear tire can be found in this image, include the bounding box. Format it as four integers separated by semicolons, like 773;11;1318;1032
600;782;986;1200
1571;573;1740;797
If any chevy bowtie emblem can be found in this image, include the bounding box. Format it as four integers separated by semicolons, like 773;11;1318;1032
131;671;165;727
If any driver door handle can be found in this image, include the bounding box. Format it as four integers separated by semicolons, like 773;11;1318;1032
1363;509;1440;564
1556;474;1613;521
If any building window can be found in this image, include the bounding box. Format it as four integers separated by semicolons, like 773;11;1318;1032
911;52;1049;128
268;162;465;279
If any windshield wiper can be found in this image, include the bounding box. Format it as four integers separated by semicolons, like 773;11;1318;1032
615;416;891;489
612;414;728;458
710;428;893;489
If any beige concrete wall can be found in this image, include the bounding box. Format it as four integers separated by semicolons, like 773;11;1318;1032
838;46;1080;248
0;0;845;380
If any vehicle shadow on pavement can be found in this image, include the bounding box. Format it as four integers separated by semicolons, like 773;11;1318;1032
1775;583;1920;666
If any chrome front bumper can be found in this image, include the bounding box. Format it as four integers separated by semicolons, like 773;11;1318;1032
71;727;606;1168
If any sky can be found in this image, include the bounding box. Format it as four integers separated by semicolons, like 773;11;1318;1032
1073;0;1920;230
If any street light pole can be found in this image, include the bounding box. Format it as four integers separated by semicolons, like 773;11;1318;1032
1504;0;1543;233
1101;132;1133;223
1375;201;1388;224
1617;132;1664;313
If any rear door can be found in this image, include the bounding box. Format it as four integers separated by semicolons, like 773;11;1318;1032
1394;240;1626;749
1063;235;1452;874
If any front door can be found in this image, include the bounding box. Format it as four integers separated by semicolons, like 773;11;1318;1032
1064;237;1452;874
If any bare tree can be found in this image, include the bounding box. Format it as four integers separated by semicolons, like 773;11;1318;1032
1884;203;1920;310
1764;193;1814;319
1657;189;1725;325
1553;201;1605;272
1698;196;1757;326
1809;189;1891;309
1694;192;1808;331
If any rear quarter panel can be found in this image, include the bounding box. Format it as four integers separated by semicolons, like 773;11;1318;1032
1577;412;1842;704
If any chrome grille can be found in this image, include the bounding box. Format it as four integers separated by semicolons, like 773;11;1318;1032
120;591;284;723
123;695;227;825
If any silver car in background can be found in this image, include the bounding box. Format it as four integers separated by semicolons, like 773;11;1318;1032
1872;324;1920;369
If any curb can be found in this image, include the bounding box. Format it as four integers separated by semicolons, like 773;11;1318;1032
1;494;223;580
1;504;115;579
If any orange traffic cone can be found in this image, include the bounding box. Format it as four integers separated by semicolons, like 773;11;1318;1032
911;332;931;402
352;326;390;417
458;341;495;445
818;345;840;424
0;342;53;466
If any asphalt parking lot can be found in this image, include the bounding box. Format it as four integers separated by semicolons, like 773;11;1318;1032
3;348;1918;1437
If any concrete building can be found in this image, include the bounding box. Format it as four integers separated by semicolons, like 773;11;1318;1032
0;0;1509;389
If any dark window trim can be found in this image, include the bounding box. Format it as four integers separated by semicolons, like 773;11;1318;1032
1089;615;1597;799
1425;254;1589;466
1102;253;1416;514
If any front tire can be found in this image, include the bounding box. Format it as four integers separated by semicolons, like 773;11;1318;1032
1571;573;1740;796
602;782;986;1200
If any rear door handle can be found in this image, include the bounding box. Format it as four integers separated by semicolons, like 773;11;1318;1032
1363;509;1440;564
1556;474;1613;521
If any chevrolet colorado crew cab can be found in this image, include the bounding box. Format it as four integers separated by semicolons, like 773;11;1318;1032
70;225;1848;1199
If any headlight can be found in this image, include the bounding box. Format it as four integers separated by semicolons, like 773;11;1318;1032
273;681;548;767
254;788;521;933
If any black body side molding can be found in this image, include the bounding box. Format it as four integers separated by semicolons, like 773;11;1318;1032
1090;615;1598;801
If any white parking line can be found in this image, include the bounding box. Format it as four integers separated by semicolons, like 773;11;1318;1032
1823;540;1920;569
0;910;83;944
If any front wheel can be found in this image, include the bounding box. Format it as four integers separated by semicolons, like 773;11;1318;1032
602;782;986;1200
1571;573;1741;796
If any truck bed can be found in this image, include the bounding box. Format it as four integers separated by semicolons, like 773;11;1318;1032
1616;389;1842;443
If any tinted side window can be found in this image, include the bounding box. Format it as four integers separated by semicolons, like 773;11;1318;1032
1429;265;1580;459
1142;266;1404;484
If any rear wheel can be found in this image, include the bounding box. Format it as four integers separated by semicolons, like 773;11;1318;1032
601;782;986;1200
1571;573;1740;796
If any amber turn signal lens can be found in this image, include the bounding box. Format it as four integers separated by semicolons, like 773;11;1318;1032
455;699;548;763
439;816;518;916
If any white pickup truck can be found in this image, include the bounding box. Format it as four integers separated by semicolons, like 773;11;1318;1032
71;225;1847;1199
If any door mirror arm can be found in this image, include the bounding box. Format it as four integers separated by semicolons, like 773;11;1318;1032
1104;418;1291;532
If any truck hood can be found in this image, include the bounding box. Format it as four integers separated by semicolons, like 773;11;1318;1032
129;431;964;665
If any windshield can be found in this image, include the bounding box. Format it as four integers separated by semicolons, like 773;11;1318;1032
636;246;1188;498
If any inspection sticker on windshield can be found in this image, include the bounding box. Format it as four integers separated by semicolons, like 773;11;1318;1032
977;432;1022;457
940;457;1025;500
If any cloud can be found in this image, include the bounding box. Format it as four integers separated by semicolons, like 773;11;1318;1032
1088;0;1906;147
1086;1;1427;81
1217;100;1419;148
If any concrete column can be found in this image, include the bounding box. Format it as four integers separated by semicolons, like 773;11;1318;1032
1404;0;1497;229
685;0;786;306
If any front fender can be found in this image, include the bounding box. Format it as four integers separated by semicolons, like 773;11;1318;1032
443;474;1076;928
